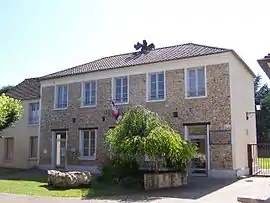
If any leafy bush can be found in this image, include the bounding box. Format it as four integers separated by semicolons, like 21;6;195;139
99;158;143;188
0;94;22;131
106;105;197;172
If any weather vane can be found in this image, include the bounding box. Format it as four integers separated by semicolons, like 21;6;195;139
134;40;155;54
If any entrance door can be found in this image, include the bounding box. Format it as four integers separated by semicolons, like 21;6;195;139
185;125;209;176
52;131;67;169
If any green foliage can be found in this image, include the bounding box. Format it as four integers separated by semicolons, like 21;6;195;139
99;158;141;183
0;94;22;131
0;85;13;95
254;75;269;105
254;75;270;141
106;105;197;171
257;94;270;141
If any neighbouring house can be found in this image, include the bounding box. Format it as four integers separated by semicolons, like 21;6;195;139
4;42;257;178
258;54;270;79
0;78;40;169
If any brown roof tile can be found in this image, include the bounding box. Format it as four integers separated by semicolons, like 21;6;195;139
258;54;270;79
6;78;40;100
41;43;231;80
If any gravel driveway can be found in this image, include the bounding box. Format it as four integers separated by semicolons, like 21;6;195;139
0;177;269;203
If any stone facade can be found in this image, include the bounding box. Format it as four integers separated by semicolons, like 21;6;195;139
39;62;232;171
144;172;187;190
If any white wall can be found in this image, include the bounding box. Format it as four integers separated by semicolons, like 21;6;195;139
229;54;256;171
0;99;39;169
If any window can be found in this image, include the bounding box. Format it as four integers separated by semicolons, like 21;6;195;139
29;136;38;158
82;81;96;106
188;125;207;136
4;137;14;160
29;103;39;125
148;72;165;101
79;129;97;160
113;76;128;104
186;67;206;98
55;85;68;109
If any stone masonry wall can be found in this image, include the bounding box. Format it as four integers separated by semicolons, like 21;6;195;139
40;63;232;170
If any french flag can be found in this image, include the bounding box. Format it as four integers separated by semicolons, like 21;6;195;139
111;100;122;124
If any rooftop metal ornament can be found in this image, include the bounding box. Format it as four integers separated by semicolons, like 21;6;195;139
134;40;155;54
264;53;270;59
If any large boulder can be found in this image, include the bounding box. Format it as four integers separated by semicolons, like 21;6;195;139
47;170;92;188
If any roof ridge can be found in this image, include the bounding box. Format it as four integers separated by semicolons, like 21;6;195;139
188;42;231;51
22;77;41;82
72;42;228;64
41;42;199;77
40;42;232;80
99;42;194;60
39;43;194;78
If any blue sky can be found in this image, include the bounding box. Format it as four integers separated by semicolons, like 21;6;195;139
0;0;269;87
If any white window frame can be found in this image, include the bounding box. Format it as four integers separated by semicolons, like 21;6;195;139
79;129;97;160
54;84;68;110
146;71;166;102
81;81;97;107
185;66;207;99
28;102;39;125
112;76;129;105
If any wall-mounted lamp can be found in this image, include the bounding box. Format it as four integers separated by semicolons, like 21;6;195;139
246;104;261;120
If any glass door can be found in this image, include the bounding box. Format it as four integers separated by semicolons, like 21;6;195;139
189;137;207;175
187;125;208;176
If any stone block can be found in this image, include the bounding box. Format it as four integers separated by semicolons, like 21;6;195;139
47;170;92;188
144;172;187;190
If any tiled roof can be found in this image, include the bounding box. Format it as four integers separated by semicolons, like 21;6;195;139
258;54;270;79
41;43;231;80
6;78;40;100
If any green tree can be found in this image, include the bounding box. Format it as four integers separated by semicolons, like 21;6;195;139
254;75;269;104
106;105;197;171
257;94;270;141
254;75;270;141
0;85;13;95
0;94;22;132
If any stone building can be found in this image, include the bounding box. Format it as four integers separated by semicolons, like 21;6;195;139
3;43;257;178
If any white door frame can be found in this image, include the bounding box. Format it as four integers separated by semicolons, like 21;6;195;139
51;131;68;169
184;124;210;176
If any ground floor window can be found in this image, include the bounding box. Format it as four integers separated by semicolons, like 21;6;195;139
4;137;14;160
30;136;38;158
79;128;97;160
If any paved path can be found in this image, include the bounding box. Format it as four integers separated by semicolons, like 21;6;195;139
0;177;270;203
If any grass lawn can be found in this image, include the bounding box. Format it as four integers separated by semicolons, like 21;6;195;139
257;158;270;169
0;169;142;198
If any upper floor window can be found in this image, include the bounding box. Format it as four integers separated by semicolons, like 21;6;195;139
82;81;96;107
148;71;165;101
186;67;206;98
29;102;39;125
113;76;128;104
54;85;68;109
79;129;97;160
